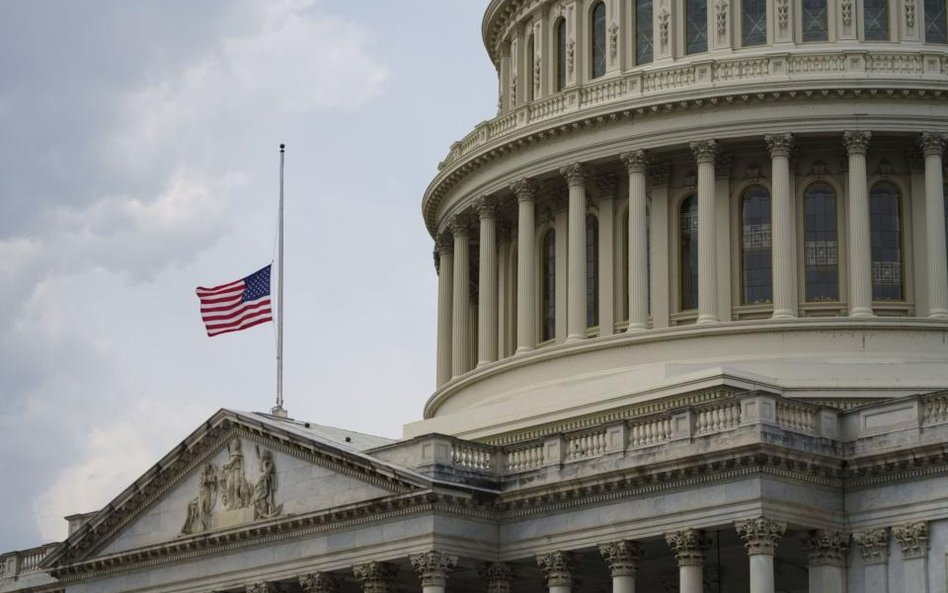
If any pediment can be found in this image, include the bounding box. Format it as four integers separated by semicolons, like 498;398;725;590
46;410;429;568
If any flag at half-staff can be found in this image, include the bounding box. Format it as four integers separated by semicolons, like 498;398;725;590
196;265;273;337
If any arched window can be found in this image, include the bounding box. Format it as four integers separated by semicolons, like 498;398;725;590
586;214;600;327
542;229;557;341
741;186;772;304
686;0;708;54
635;0;654;64
526;35;535;101
803;183;839;302
680;195;699;310
742;0;767;46
802;0;829;41
556;18;568;91
925;0;948;43
869;182;903;301
591;2;607;78
864;0;890;40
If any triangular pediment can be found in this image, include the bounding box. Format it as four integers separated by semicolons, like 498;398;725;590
45;409;430;569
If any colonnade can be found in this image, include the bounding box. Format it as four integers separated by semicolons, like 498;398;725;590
435;132;948;386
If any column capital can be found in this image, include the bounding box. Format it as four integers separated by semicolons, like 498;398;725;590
560;162;589;187
536;550;575;587
511;178;539;202
449;214;472;237
353;561;398;593
300;572;339;593
479;562;513;593
665;528;710;567
621;149;650;174
246;583;276;593
843;130;872;155
599;540;645;577
410;550;458;588
436;232;454;254
765;133;794;158
802;530;850;567
892;521;929;560
919;132;946;157
735;517;787;555
853;527;889;565
474;195;499;219
690;139;718;164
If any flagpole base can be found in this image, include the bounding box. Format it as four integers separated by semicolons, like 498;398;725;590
270;405;289;418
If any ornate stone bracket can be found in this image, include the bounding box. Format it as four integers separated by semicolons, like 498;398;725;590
892;522;929;560
599;540;646;577
802;530;850;567
353;561;398;593
480;562;513;593
854;528;890;565
410;550;458;587
735;517;787;555
537;550;575;587
666;528;710;567
300;572;339;593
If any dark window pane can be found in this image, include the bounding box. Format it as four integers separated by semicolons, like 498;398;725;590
592;2;607;78
742;0;768;46
636;0;654;64
865;0;890;40
680;195;699;310
543;230;556;341
741;186;772;304
686;0;708;54
926;0;948;43
804;183;839;302
526;36;535;101
802;0;829;41
556;19;568;90
870;182;903;301
586;215;600;327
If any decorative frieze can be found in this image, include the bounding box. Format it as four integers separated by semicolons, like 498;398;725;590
854;528;890;565
300;572;339;593
802;530;850;567
843;131;872;155
599;540;645;577
735;517;787;555
666;528;710;566
621;150;649;174
410;550;458;587
480;562;513;593
892;522;929;560
537;550;575;587
690;139;718;164
765;133;794;158
353;561;397;593
560;162;589;187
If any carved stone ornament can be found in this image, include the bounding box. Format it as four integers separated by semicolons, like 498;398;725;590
246;583;276;593
715;0;729;35
745;162;762;181
892;522;929;560
597;173;618;197
802;530;850;567
648;162;672;186
854;528;890;565
843;130;872;156
841;0;854;26
599;540;646;577
765;133;794;158
480;562;513;593
510;73;518;105
473;195;498;219
905;0;917;28
621;149;650;175
609;22;619;59
449;213;471;237
567;38;576;75
690;139;718;164
808;159;829;178
510;178;538;202
715;152;733;178
920;132;946;157
436;232;454;255
536;550;575;587
735;517;787;555
534;56;542;95
875;158;895;177
659;4;671;48
560;162;589;187
410;550;458;587
353;561;397;593
300;572;339;593
665;528;710;567
776;0;789;30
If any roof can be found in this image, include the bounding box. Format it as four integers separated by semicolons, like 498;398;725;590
246;411;397;452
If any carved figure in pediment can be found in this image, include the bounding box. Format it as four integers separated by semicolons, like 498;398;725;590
252;446;283;519
221;437;252;510
181;463;219;534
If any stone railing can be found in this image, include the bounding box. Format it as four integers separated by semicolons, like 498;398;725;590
0;543;58;581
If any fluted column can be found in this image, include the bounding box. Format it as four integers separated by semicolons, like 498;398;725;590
666;529;708;593
513;179;538;353
410;550;458;593
844;131;873;318
802;530;849;593
537;551;574;593
736;517;787;593
561;163;589;342
353;561;397;593
893;522;929;593
766;134;796;319
300;572;339;593
921;133;948;318
622;150;650;331
435;235;454;387
450;216;471;376
600;540;645;593
691;140;719;323
854;528;889;593
480;562;512;593
475;196;499;365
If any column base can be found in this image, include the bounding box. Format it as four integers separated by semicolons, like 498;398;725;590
696;314;719;325
626;323;647;333
848;307;874;318
565;334;585;343
771;309;796;320
928;308;948;319
515;346;535;355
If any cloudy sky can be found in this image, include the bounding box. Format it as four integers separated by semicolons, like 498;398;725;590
0;0;495;551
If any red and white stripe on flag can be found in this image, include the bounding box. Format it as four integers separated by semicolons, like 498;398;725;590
196;265;273;337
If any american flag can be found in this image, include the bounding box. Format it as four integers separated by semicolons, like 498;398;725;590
196;265;273;337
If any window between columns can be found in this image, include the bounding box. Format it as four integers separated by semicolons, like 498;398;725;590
802;181;841;303
926;0;948;43
740;185;773;305
869;181;905;302
591;2;608;78
542;229;557;342
679;194;699;311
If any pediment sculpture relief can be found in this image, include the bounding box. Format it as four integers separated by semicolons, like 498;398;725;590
181;437;284;535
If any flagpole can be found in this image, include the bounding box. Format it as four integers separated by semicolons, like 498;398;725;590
273;143;288;418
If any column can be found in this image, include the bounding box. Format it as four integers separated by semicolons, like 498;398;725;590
561;163;589;342
893;522;929;593
451;215;471;377
599;540;645;593
597;175;616;336
300;572;339;593
537;551;574;593
622;150;650;331
410;550;458;593
513;179;538;353
854;527;890;593
649;163;671;328
665;528;709;593
691;140;719;324
921;133;948;318
475;196;499;365
435;235;454;387
843;131;873;318
766;134;797;319
480;562;513;593
735;517;787;593
802;530;849;593
353;561;397;593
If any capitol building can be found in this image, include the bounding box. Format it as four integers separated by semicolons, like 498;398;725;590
4;1;948;592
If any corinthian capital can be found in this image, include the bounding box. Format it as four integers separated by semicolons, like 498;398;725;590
843;131;872;155
690;139;718;164
353;561;397;593
765;133;794;158
853;528;889;565
300;572;339;593
919;132;946;157
735;517;787;555
473;195;498;219
448;214;471;237
560;162;589;187
510;178;538;202
410;550;458;587
536;551;575;587
666;528;710;567
892;522;929;560
436;232;454;255
479;562;513;593
802;530;850;567
621;150;650;174
599;540;645;577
